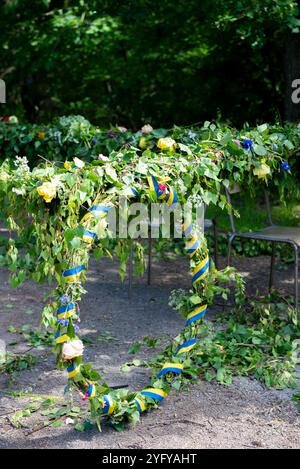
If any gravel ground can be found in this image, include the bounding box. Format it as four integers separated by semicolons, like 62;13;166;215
0;252;299;449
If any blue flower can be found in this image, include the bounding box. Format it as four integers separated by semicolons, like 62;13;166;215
92;137;98;144
60;295;70;304
57;319;79;332
58;319;69;327
280;161;291;172
243;139;254;151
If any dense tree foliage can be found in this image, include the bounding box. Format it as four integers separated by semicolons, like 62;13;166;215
0;0;299;126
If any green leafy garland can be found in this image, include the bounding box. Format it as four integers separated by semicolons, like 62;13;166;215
0;117;298;196
0;133;291;429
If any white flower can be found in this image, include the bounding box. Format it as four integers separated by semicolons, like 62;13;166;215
51;174;64;188
73;157;85;169
12;187;26;195
117;126;127;133
13;156;30;179
98;154;109;162
65;417;74;425
14;155;29;169
141;124;153;134
62;340;84;361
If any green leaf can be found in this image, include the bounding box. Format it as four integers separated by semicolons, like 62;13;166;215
253;144;267;156
71;406;81;413
75;420;93;432
128;341;142;354
257;123;268;133
105;164;118;182
189;294;202;305
52;420;62;427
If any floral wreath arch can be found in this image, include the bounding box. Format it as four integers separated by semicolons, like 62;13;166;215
52;173;211;428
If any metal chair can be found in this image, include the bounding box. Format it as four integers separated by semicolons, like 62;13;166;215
226;187;300;309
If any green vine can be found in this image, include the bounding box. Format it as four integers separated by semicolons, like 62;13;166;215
0;128;294;429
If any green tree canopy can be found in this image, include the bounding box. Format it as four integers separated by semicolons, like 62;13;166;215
0;0;299;126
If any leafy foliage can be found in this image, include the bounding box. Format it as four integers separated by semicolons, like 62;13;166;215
0;1;299;125
8;324;54;348
0;132;239;428
147;301;300;390
0;352;37;376
0;120;298;429
8;396;85;430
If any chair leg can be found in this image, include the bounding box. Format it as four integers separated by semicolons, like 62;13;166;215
269;241;275;293
147;235;152;286
227;234;236;267
293;244;298;311
213;218;219;270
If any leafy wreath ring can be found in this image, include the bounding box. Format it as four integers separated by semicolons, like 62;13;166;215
53;175;210;428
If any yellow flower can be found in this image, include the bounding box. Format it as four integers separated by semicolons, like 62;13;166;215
139;137;147;149
64;161;71;171
158;176;171;183
38;131;46;140
37;182;56;203
157;137;176;151
253;163;271;179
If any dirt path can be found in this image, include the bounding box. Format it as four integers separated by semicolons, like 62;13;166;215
0;253;299;449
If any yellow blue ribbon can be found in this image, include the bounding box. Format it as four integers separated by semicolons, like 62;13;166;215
157;362;184;378
141;388;167;401
81;205;110;223
82;230;97;244
55;331;69;344
186;235;200;256
185;304;207;326
60;176;211;422
182;214;201;257
102;395;115;414
134;396;146;413
57;303;75;320
166;186;178;207
147;176;165;199
67;364;80;378
63;264;86;283
192;256;210;285
130;187;139;198
87;384;96;399
182;214;193;237
175;338;197;355
147;176;178;206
